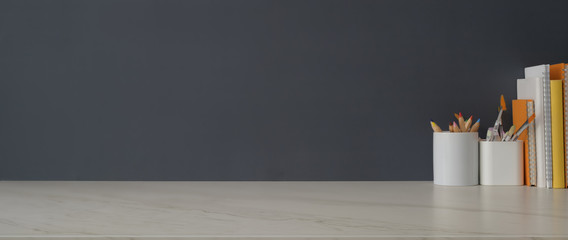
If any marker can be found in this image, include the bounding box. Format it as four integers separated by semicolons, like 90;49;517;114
502;125;516;141
486;127;493;141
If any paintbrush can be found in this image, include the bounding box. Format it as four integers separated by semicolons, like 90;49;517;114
511;113;536;141
490;95;506;141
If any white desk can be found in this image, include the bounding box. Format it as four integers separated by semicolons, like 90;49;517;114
0;181;566;239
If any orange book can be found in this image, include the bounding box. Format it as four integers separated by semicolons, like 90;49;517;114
550;63;565;80
550;63;568;188
513;99;536;186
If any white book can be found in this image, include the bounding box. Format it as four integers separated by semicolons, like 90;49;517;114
525;64;553;189
517;78;546;188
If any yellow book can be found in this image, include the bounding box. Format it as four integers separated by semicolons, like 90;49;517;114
550;80;565;188
551;63;568;188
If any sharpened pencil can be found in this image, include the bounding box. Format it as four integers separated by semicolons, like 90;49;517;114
430;120;443;132
458;112;466;132
470;119;480;132
464;116;473;131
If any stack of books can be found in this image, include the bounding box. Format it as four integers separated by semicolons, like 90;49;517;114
515;63;568;188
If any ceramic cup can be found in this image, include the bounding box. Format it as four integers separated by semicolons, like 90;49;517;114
479;140;524;185
433;132;479;186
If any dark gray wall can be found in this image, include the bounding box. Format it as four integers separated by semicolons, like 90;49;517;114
1;0;567;180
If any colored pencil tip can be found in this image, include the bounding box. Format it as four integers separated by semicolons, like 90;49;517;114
476;118;480;123
459;112;463;118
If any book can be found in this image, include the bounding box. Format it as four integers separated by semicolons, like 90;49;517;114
550;80;565;188
550;63;568;188
550;63;565;80
565;64;568;188
517;78;546;188
525;65;553;189
512;99;536;186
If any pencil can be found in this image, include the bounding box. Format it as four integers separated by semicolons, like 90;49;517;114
458;112;466;132
449;123;453;132
464;116;473;131
470;119;480;132
453;121;460;132
430;120;443;132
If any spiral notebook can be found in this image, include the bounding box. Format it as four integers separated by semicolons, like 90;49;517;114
524;65;552;189
517;77;546;188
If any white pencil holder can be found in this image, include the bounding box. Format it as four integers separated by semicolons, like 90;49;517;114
479;140;524;185
433;132;479;186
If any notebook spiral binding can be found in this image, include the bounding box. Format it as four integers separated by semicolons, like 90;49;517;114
564;65;568;188
527;101;536;186
542;65;553;189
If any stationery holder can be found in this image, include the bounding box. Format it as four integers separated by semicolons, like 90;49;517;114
433;132;479;186
479;140;524;185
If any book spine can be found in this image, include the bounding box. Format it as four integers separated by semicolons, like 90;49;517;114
528;101;537;186
542;65;553;189
564;64;568;188
550;80;565;188
513;100;530;185
518;78;545;187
